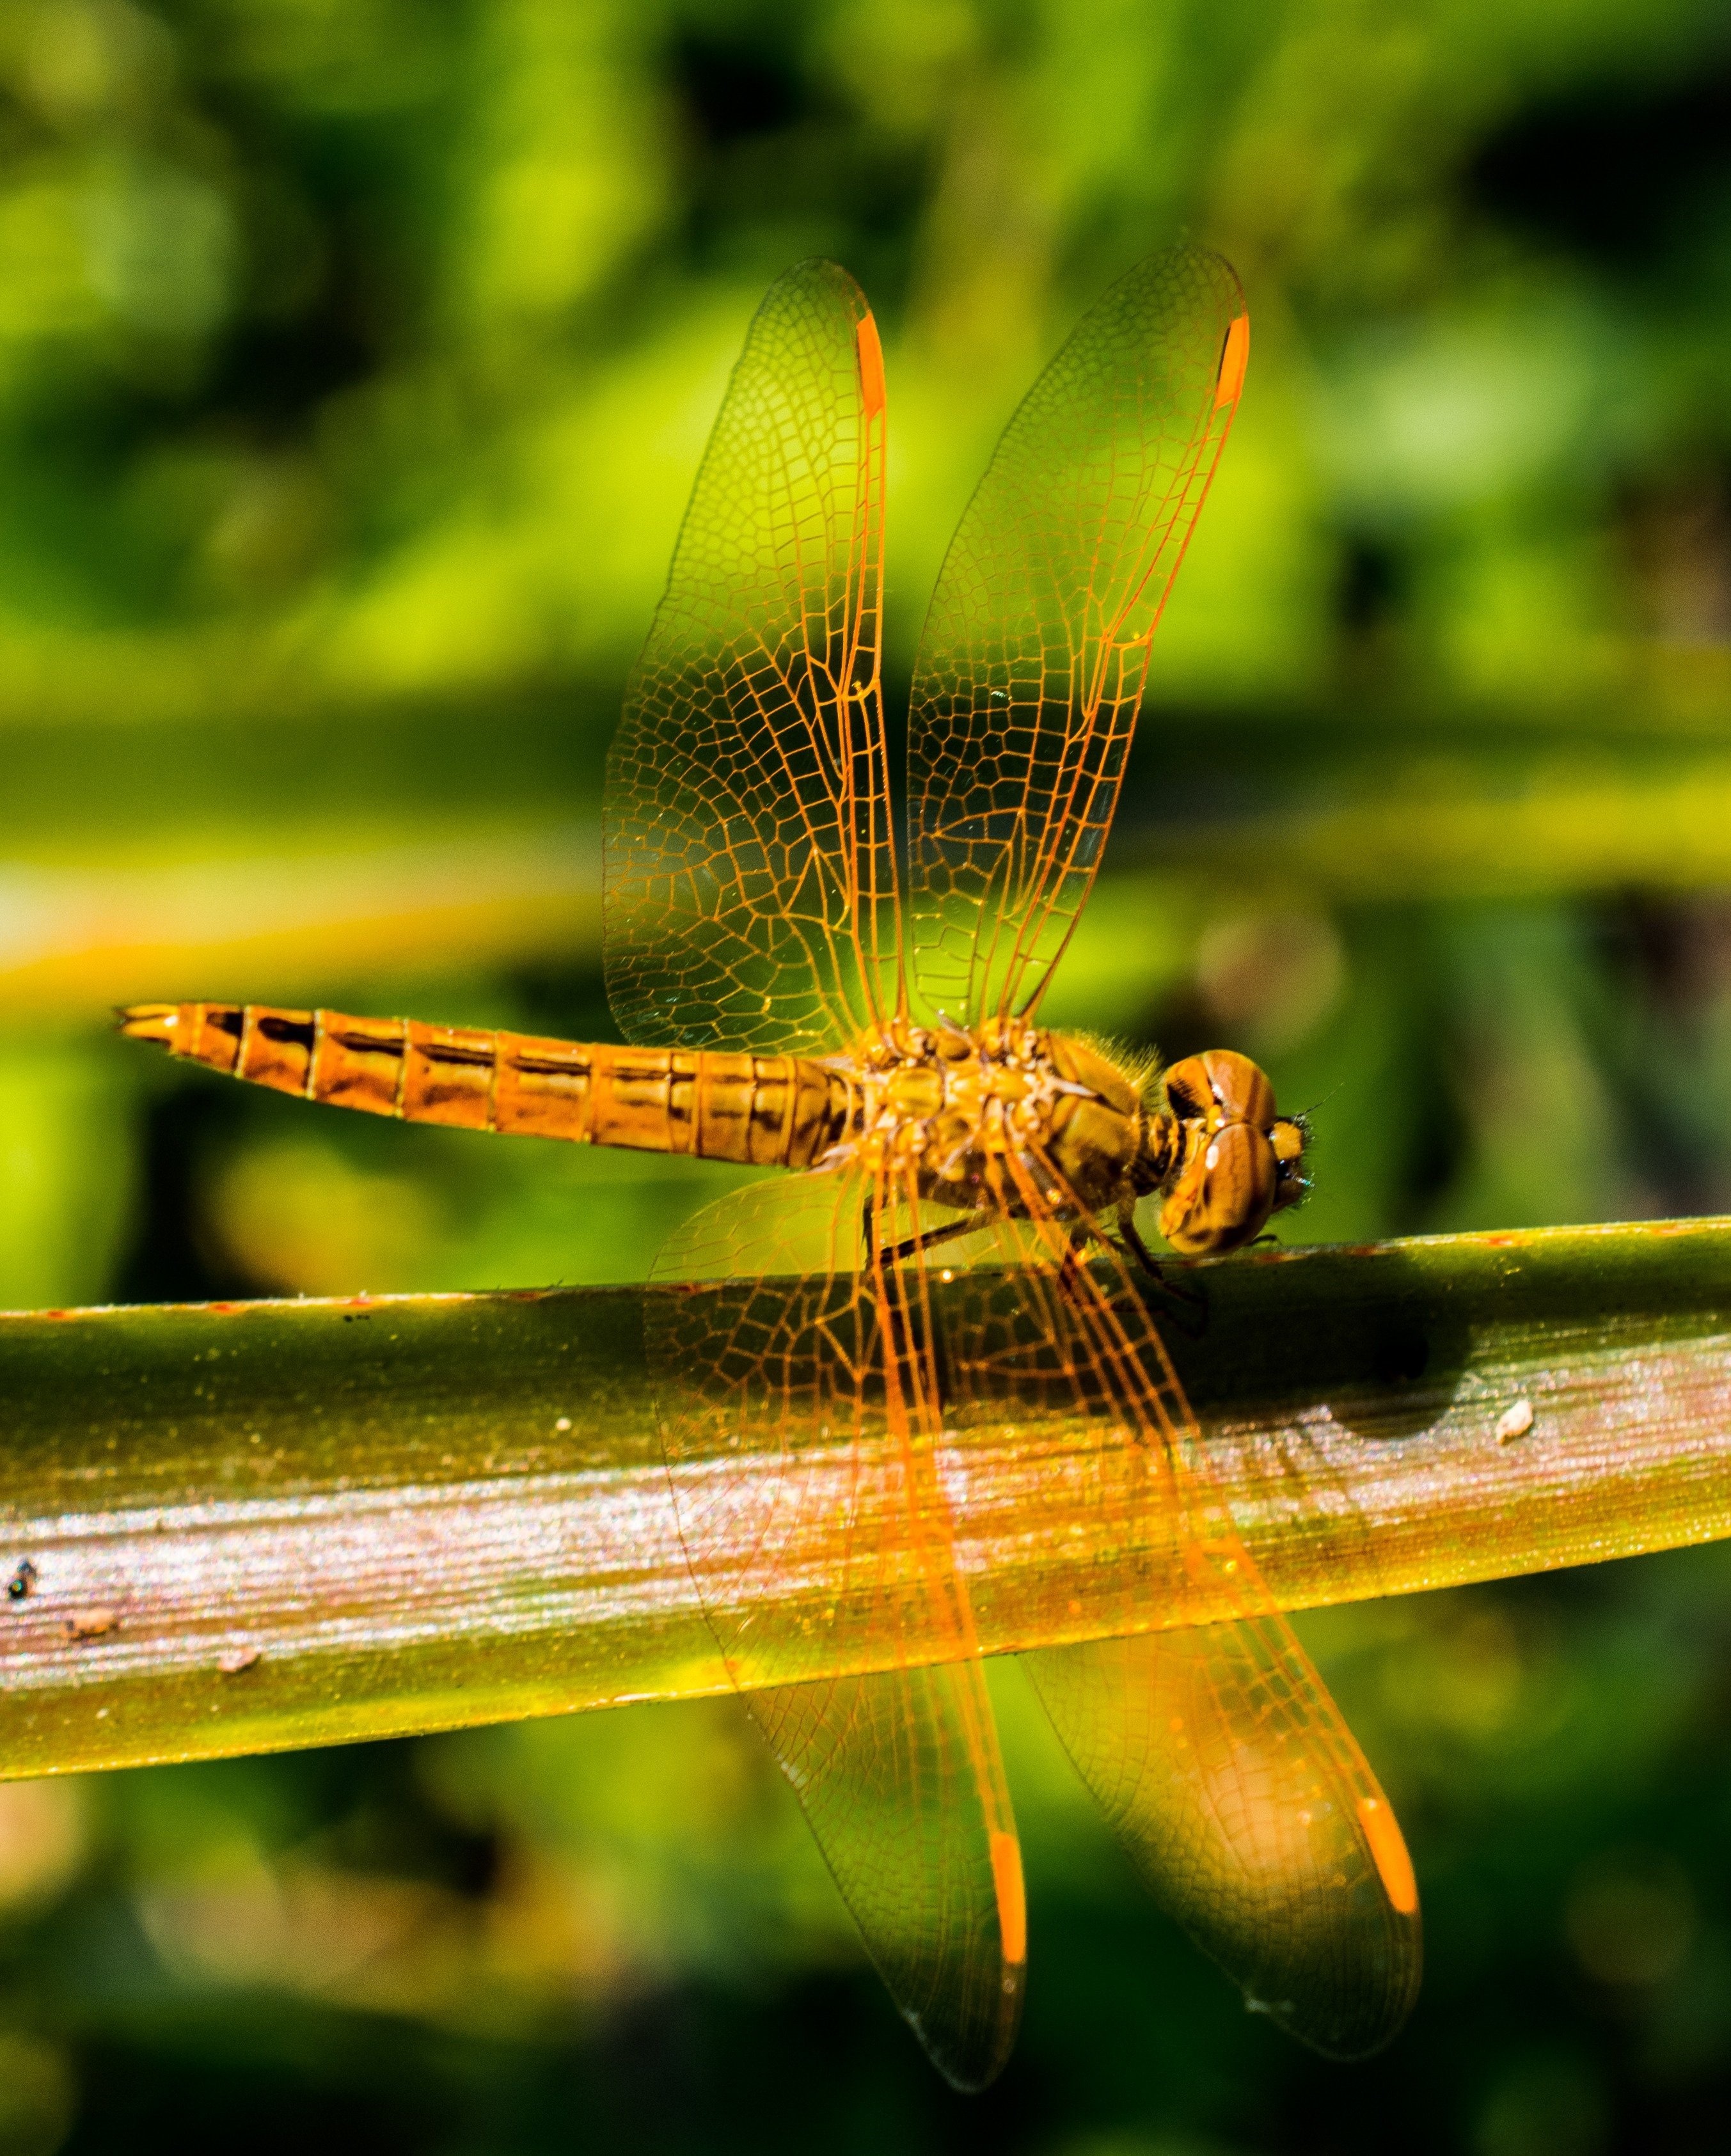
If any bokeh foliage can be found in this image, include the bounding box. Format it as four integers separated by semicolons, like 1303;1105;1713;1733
4;0;1731;2149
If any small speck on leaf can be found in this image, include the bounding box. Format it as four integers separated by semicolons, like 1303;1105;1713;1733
1496;1398;1535;1444
219;1645;262;1675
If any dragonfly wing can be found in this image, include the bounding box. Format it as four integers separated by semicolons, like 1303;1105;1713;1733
606;259;899;1053
907;244;1247;1025
649;1172;1024;2089
931;1177;1421;2056
1023;1623;1418;2058
748;1665;1024;2088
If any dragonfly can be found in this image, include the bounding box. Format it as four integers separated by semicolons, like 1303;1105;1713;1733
122;244;1421;2089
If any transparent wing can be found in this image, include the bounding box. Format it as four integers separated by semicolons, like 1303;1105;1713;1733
605;259;899;1053
746;1665;1022;2089
1024;1624;1417;2058
649;1172;1024;2090
907;245;1247;1025
927;1168;1421;2058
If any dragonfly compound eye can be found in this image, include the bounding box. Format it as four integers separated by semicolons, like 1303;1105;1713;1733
1158;1119;1278;1255
1161;1048;1276;1129
1160;1053;1212;1120
1197;1048;1276;1127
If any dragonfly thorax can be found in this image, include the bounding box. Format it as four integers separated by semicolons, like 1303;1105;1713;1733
833;1023;1307;1255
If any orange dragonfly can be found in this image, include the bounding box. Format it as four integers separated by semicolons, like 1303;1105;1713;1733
122;246;1420;2089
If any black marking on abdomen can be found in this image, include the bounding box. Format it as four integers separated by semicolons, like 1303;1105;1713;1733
419;1043;495;1067
512;1051;591;1076
257;1014;315;1048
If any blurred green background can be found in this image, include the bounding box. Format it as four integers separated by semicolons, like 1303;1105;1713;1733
4;0;1731;2148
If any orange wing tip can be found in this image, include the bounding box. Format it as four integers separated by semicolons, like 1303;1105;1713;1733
1357;1795;1419;1917
855;312;887;420
117;1003;179;1046
1214;311;1250;409
989;1829;1027;1965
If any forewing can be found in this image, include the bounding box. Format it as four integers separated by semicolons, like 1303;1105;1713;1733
1025;1624;1418;2058
907;246;1247;1025
649;1171;1024;2089
932;1177;1421;2058
606;259;899;1053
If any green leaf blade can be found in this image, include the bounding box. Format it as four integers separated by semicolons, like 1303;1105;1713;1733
3;1218;1728;1780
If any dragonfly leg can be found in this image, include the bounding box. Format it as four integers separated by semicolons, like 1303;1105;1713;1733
1114;1206;1210;1338
885;1213;993;1270
1117;1208;1165;1278
860;1194;992;1271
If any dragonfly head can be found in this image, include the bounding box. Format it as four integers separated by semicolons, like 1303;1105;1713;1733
1156;1049;1310;1256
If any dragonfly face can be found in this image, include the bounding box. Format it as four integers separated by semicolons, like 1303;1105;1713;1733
1157;1047;1312;1256
122;246;1418;2093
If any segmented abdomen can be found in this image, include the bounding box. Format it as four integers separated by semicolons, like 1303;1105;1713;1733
118;1002;856;1168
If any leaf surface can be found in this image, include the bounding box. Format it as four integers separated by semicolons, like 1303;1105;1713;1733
3;1217;1729;1779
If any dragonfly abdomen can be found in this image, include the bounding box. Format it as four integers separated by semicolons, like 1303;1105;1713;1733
118;1002;856;1167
